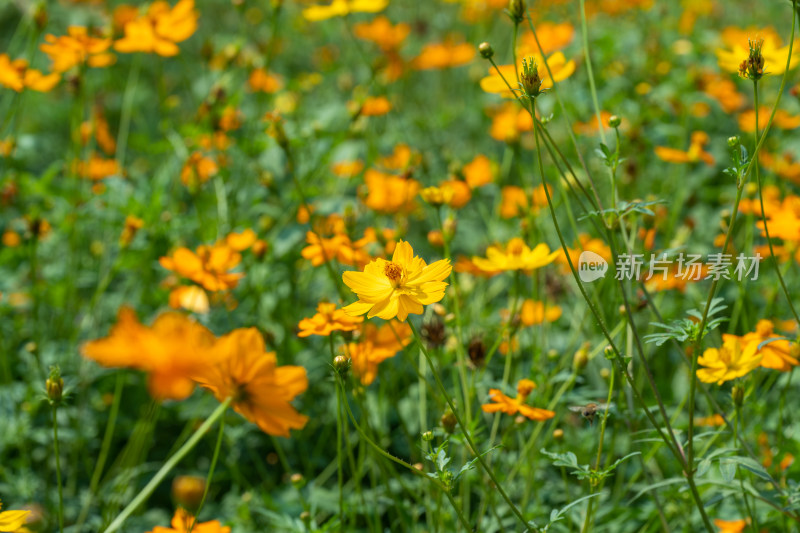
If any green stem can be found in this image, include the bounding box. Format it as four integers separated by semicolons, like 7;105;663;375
53;404;64;533
188;410;227;532
104;398;232;533
579;0;607;145
582;366;615;533
407;321;530;529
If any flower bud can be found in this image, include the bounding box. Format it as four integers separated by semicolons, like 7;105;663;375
507;0;526;23
553;428;564;440
573;348;588;371
172;475;206;511
422;430;434;442
290;472;305;488
608;115;621;128
440;410;457;434
520;57;543;98
478;42;494;59
46;366;63;404
727;135;740;148
732;385;744;408
333;355;351;376
604;345;615;360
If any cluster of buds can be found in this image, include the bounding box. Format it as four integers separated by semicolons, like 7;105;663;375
738;38;765;81
520;57;544;99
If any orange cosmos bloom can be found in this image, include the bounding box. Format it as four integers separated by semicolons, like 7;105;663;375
363;169;420;213
159;243;244;291
712;518;747;533
481;379;555;421
480;52;576;97
82;307;216;400
359;96;392;116
225;229;258;251
168;285;210;314
654;131;714;166
248;68;283;93
194;328;308;437
519;299;562;326
473;238;559;273
760;151;800;185
180;152;218;187
698;72;745;113
697;335;762;385
40;26;115;72
298;302;364;337
734;319;799;371
462;154;494;188
346;320;412;384
499;185;550;218
75;153;121;180
378;143;420;171
354;16;410;51
120;215;144;246
343;240;452;321
738;107;800;132
412;40;475;70
572;111;614;136
0;54;60;92
301;230;374;268
331;160;364;178
716;26;800;76
517;22;575;56
114;0;199;57
303;0;388;21
488;102;534;142
558;234;613;271
147;508;230;533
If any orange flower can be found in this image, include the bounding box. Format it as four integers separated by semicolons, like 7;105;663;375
298;302;364;337
331;160;364;178
248;68;283;93
346;320;412;384
168;285;210;314
301;230;373;268
412;40;475;70
378;143;419;171
40;26;115;72
473;238;559;273
481;379;555;421
148;508;230;533
180;152;218;187
82;307;216;400
734;319;799;371
479;52;576;97
159;243;244;291
695;414;726;427
654;131;714;166
462;154;494;188
114;0;199;57
360;96;392;116
712;518;747;533
436;179;472;208
454;256;502;277
75;153;121;180
225;229;258;251
760;151;800;185
519;299;562;326
738;107;800;132
488;102;533;142
517;22;575;56
364;169;420;213
354;16;410;51
194;328;309;437
0;54;60;92
572;111;614;136
120;215;144;246
699;72;745;113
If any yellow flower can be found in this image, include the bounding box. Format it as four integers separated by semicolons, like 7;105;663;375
733;319;799;371
481;379;554;421
343;240;452;321
697;335;762;385
303;0;388;22
472;237;559;272
479;52;576;98
0;500;30;532
716;26;800;76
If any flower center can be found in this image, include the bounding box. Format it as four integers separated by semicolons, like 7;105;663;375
384;261;403;283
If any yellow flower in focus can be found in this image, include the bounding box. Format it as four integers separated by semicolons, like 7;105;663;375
479;52;576;97
193;328;309;437
716;26;800;76
298;302;364;337
343;240;452;321
146;507;230;533
472;238;559;273
303;0;388;22
481;379;554;421
40;26;115;73
697;335;762;385
114;0;199;57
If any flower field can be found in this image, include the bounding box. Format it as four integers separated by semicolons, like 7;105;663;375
3;0;800;531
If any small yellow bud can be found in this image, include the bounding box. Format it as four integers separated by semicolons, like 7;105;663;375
479;42;494;59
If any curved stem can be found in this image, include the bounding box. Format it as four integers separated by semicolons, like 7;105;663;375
188;410;227;532
104;398;232;533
